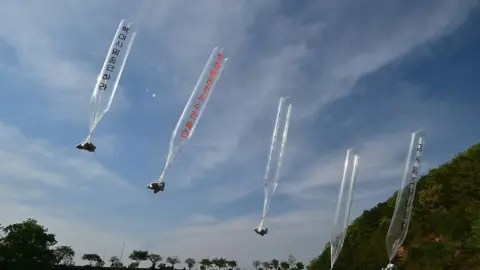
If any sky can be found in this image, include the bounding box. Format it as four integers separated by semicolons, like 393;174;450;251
0;0;479;268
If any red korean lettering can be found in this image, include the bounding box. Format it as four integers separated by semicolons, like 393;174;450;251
190;110;198;120
181;129;189;139
206;77;213;85
204;85;210;94
185;120;193;130
210;68;217;76
214;61;221;69
194;103;201;110
199;93;206;102
217;53;224;60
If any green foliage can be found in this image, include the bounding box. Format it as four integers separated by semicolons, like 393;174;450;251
308;142;480;270
0;218;57;270
110;255;124;268
148;253;163;268
129;249;149;264
253;259;261;269
227;259;238;268
82;253;102;266
166;256;181;267
185;257;197;269
53;245;75;266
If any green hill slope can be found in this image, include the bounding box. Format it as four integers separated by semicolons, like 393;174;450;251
308;143;480;270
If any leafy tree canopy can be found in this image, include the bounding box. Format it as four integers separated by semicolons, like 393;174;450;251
308;142;480;270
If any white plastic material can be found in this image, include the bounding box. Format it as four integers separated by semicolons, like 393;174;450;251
257;97;292;233
80;19;137;147
152;46;228;188
384;130;425;268
330;149;359;269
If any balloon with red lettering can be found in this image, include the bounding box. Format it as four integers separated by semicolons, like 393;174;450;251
76;19;137;152
255;97;292;236
330;148;359;269
384;130;425;269
147;46;228;194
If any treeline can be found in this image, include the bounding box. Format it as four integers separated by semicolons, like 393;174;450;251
307;142;480;269
0;218;305;270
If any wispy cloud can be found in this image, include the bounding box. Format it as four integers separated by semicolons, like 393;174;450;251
0;0;478;268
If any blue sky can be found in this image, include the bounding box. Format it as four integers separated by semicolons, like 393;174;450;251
0;0;479;268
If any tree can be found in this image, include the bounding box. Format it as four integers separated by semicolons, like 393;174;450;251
308;142;480;269
95;258;105;267
82;253;102;266
262;261;271;269
129;261;140;268
53;245;75;266
148;254;163;268
295;262;304;270
166;256;181;268
213;258;227;269
270;259;279;270
287;255;296;268
280;261;289;270
0;218;58;270
227;260;237;269
201;258;212;270
253;260;261;270
110;255;124;268
129;250;149;267
185;257;196;270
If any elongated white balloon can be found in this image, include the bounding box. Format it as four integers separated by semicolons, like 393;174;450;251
330;149;359;269
147;46;228;193
76;19;137;152
384;130;425;269
255;97;292;236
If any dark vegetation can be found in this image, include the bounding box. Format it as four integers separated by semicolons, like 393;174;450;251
1;143;479;270
0;219;304;270
308;143;480;270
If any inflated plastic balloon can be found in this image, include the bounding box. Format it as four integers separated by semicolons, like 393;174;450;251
76;19;137;152
147;46;228;194
330;149;359;269
384;130;425;269
255;97;292;236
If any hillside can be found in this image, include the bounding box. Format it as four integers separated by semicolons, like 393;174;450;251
308;143;480;270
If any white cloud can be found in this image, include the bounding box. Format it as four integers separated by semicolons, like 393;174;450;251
0;0;477;269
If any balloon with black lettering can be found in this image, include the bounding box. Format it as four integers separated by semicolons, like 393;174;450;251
147;46;228;194
384;130;426;269
76;19;137;152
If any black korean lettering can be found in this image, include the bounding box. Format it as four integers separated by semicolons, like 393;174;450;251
115;40;123;48
99;83;108;91
118;33;127;40
106;64;115;72
112;48;120;56
108;56;116;65
416;144;423;152
122;26;130;33
102;73;111;80
415;156;421;163
412;166;418;175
